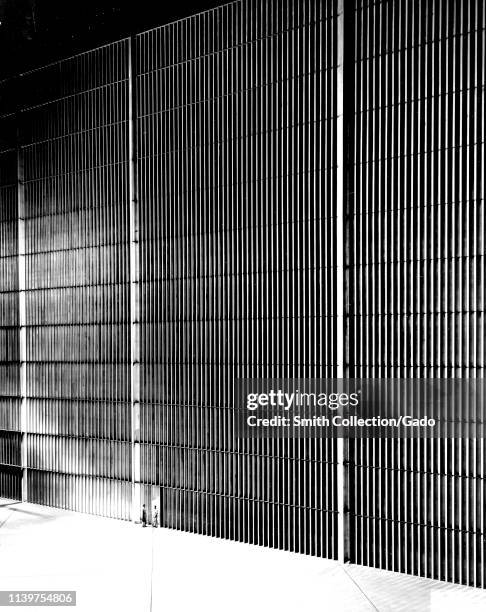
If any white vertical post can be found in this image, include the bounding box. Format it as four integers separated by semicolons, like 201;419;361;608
336;0;347;564
128;37;141;521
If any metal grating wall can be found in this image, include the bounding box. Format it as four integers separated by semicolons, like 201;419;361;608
0;0;485;588
135;0;341;556
347;0;486;586
0;79;22;501
18;42;133;519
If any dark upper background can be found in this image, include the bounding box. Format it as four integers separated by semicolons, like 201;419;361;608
0;0;227;79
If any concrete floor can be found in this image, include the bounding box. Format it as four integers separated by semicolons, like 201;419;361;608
1;499;486;612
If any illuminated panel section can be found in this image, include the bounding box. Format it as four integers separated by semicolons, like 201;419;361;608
0;78;22;500
136;0;341;556
347;0;486;586
19;42;133;519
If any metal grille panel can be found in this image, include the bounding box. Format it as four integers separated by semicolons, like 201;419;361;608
0;79;22;501
135;0;341;556
347;0;486;586
18;42;133;519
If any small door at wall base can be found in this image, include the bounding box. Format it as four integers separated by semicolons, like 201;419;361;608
151;485;160;526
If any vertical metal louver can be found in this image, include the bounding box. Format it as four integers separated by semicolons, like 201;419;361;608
0;78;22;500
347;0;486;587
135;0;341;557
17;42;133;519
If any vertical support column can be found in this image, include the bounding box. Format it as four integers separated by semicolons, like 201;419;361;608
336;0;348;564
128;37;141;521
17;114;27;502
